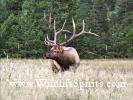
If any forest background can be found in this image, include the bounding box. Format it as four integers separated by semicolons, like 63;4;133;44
0;0;132;59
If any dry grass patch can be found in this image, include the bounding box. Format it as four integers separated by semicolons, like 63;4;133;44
0;59;133;100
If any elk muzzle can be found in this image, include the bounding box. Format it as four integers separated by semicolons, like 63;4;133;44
44;51;51;59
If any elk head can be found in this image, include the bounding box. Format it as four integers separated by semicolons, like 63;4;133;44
45;44;64;59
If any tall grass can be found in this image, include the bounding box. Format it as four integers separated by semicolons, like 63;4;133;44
0;59;133;100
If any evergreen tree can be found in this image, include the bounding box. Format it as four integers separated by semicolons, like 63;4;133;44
0;0;133;58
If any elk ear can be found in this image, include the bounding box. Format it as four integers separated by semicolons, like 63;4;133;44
53;45;60;52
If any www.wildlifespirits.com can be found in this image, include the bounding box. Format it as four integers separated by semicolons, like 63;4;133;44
9;79;127;90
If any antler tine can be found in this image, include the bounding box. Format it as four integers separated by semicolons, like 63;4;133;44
53;19;71;43
53;19;66;43
75;19;99;37
56;19;71;34
60;18;99;45
88;29;99;36
45;18;71;46
44;38;50;45
65;17;76;41
45;37;55;46
60;18;76;45
57;19;67;33
55;19;70;34
44;13;57;46
72;17;76;35
53;19;57;43
82;19;85;31
46;34;55;43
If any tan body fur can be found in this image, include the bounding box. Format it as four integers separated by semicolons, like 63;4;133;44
45;45;80;72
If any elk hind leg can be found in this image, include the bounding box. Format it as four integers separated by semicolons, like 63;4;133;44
71;63;79;73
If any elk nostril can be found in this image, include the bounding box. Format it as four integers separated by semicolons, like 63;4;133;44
44;53;48;57
43;54;46;58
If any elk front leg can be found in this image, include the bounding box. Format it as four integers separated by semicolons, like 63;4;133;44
51;60;60;73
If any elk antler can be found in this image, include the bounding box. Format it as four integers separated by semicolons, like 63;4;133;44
45;17;99;46
60;18;99;45
45;19;71;46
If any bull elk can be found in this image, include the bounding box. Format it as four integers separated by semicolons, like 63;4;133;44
44;18;98;73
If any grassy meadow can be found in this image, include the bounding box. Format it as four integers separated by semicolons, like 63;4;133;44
0;59;133;100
